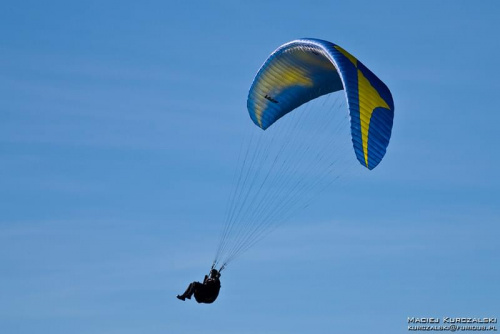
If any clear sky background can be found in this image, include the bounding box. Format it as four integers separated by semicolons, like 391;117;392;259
1;1;499;333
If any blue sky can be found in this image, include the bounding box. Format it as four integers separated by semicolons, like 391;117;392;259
1;1;499;333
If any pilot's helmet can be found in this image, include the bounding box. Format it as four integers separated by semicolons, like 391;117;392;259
210;269;220;278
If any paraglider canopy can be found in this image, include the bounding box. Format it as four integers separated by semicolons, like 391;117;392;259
247;38;394;170
212;38;395;272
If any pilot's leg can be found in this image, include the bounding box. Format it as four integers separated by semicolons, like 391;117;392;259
177;282;197;301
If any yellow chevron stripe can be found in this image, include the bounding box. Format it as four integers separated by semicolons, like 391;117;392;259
357;69;390;167
334;44;389;167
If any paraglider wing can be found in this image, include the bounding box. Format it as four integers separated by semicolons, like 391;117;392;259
247;38;394;170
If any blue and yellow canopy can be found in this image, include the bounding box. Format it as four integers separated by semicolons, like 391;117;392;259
247;38;394;170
